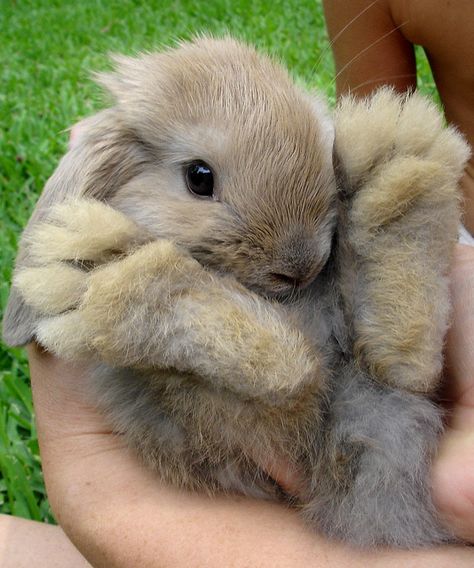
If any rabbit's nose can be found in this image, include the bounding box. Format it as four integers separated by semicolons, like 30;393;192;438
271;233;323;288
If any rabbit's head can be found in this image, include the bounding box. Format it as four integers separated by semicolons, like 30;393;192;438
103;37;336;297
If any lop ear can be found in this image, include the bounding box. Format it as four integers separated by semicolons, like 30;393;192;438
2;109;151;346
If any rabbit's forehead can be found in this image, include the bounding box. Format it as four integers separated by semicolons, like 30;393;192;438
160;106;336;232
152;48;332;151
163;91;332;175
137;41;336;222
171;110;333;197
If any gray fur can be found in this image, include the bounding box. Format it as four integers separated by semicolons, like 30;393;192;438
304;363;451;547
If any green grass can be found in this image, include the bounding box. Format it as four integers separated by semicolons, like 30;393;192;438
0;0;437;523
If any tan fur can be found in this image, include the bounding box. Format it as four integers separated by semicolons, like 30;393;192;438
3;38;470;547
334;90;469;392
23;205;322;402
13;264;87;315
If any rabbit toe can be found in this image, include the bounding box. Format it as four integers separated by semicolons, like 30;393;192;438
89;240;205;291
335;88;469;195
14;264;87;315
27;198;142;264
349;155;444;244
335;88;402;185
36;311;92;360
426;126;471;176
394;93;443;155
396;94;470;179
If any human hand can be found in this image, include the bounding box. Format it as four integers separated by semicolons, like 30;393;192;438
432;243;474;541
26;244;474;567
27;345;346;568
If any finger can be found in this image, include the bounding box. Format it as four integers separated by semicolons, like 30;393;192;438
258;457;307;498
68;121;85;150
444;244;474;403
432;427;474;542
433;244;474;541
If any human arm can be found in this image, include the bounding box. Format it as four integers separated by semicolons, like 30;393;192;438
0;514;91;568
322;0;416;97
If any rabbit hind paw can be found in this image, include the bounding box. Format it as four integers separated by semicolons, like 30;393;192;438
335;88;469;192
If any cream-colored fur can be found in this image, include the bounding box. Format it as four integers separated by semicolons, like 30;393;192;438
3;37;470;548
20;200;321;400
335;91;469;392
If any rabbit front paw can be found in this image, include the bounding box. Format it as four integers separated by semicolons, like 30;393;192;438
15;223;202;363
14;199;195;360
13;198;150;358
334;91;469;394
24;198;146;266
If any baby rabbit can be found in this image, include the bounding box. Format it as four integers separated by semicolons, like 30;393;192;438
3;37;470;548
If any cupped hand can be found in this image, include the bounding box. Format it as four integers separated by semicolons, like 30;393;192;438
29;346;346;568
27;244;474;568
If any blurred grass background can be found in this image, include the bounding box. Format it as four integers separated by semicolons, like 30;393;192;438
0;0;437;523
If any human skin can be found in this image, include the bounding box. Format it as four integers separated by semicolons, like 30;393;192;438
0;514;91;568
323;0;474;233
0;244;471;567
432;244;474;541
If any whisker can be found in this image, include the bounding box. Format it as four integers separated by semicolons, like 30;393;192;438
350;73;417;93
333;21;410;86
313;0;382;78
319;0;382;64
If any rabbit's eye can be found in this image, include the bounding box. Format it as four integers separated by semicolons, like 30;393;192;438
184;161;214;198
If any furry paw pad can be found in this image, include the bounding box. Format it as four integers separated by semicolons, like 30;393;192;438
335;88;469;189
